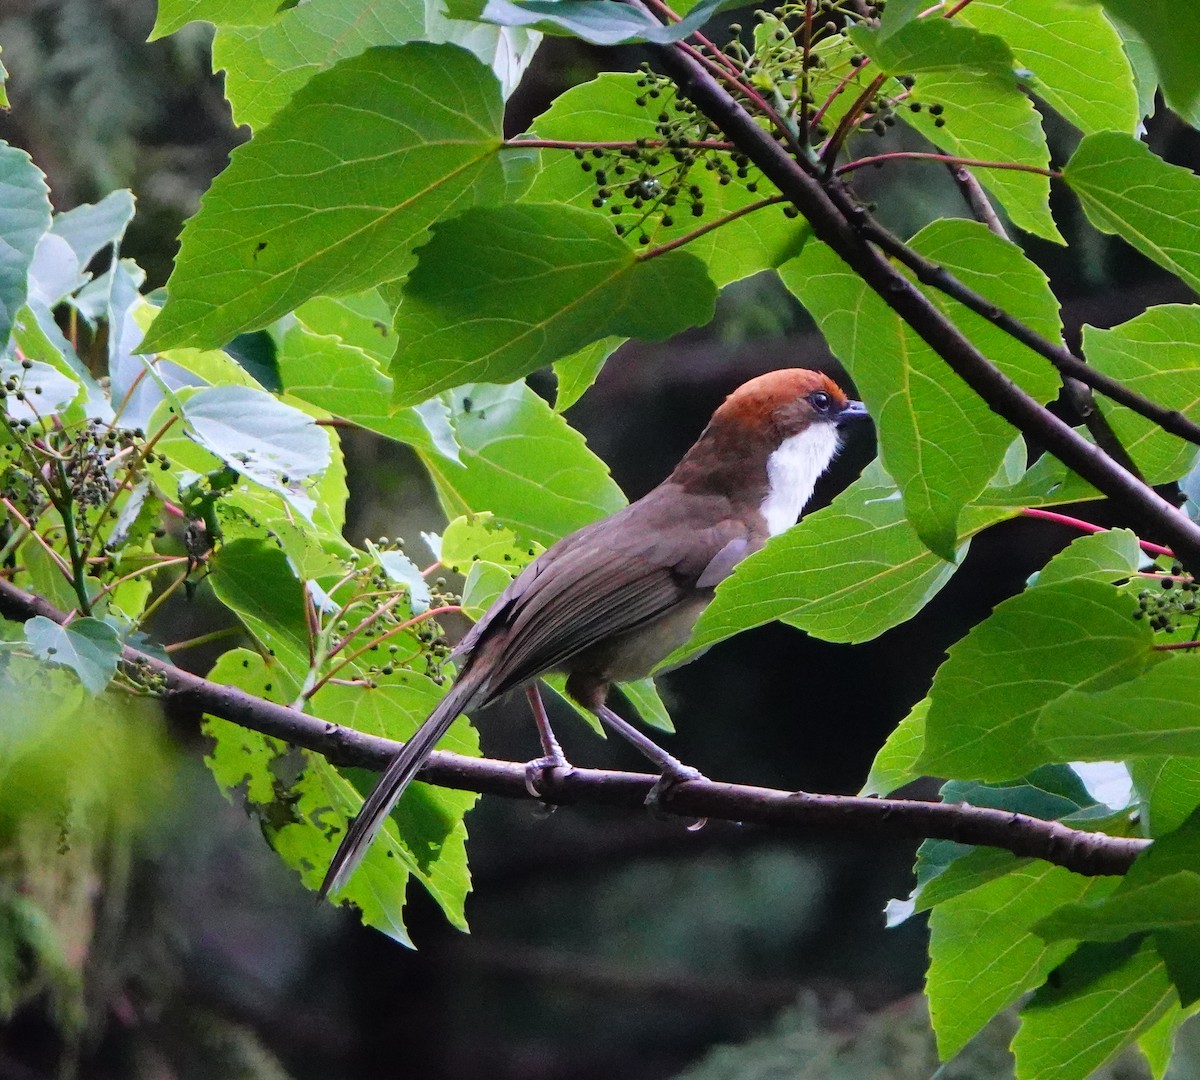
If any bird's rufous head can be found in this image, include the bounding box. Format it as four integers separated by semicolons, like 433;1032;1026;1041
712;368;865;441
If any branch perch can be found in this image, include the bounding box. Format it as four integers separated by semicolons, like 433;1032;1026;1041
0;576;1147;878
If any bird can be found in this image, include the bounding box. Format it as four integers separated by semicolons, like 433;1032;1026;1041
321;368;868;898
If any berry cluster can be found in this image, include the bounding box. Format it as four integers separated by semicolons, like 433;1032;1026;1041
326;537;459;689
1133;564;1199;633
572;65;773;245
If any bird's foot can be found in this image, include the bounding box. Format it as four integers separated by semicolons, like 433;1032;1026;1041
524;750;575;798
644;758;705;813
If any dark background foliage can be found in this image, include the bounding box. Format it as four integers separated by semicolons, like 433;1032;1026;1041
2;2;1199;1077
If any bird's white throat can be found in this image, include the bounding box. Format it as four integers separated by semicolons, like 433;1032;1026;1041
759;423;841;536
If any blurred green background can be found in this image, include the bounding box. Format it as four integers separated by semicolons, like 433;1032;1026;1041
2;2;1200;1077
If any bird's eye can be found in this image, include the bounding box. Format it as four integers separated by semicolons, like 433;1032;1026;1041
808;391;832;413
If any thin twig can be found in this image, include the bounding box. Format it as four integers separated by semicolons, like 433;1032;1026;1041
638;195;788;260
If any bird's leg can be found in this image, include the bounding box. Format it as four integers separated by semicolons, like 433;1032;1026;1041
523;683;573;796
592;703;705;806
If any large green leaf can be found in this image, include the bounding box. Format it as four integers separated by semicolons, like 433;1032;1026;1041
958;0;1138;135
1063;132;1200;297
143;44;511;351
683;460;969;653
781;226;1060;555
419;381;626;547
919;580;1163;781
1039;655;1200;761
851;19;1058;242
0;144;51;355
445;0;743;45
1014;938;1176;1080
926;861;1118;1059
304;679;480;932
1083;305;1200;483
522;72;807;287
389;204;716;407
213;0;540;130
276;322;459;460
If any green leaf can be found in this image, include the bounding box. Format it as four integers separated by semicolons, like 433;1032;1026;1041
1083;305;1200;483
23;616;121;695
143;44;510;351
208;539;311;678
1014;938;1176;1080
1098;2;1200;126
1139;1000;1192;1080
554;335;623;412
1036;871;1200;942
851;20;1058;242
912;847;1030;914
1131;757;1200;837
958;0;1138;136
446;0;744;45
419;381;626;546
1039;654;1200;761
294;290;394;362
781;226;1061;555
860;696;927;796
1032;871;1200;1008
927;861;1118;1058
150;0;284;38
49;190;136;269
214;0;540;130
305;678;480;933
919;580;1161;781
681;461;965;660
617;676;673;735
0;144;52;354
1063;132;1200;298
276;322;460;460
178;385;333;522
522;73;808;287
388;204;716;407
1031;528;1143;588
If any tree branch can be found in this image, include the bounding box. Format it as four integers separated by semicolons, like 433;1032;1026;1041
647;32;1200;568
858;221;1200;449
0;575;1147;878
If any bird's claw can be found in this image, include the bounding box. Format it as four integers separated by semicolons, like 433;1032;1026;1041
644;760;705;815
524;753;574;798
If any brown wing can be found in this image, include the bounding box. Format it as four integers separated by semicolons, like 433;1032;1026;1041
454;484;756;702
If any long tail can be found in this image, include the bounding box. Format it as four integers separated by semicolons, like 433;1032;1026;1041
319;670;486;899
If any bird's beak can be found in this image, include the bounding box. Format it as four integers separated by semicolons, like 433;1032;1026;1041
837;399;870;425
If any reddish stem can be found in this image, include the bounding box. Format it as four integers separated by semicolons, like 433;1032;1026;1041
1020;507;1175;558
836;151;1059;179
